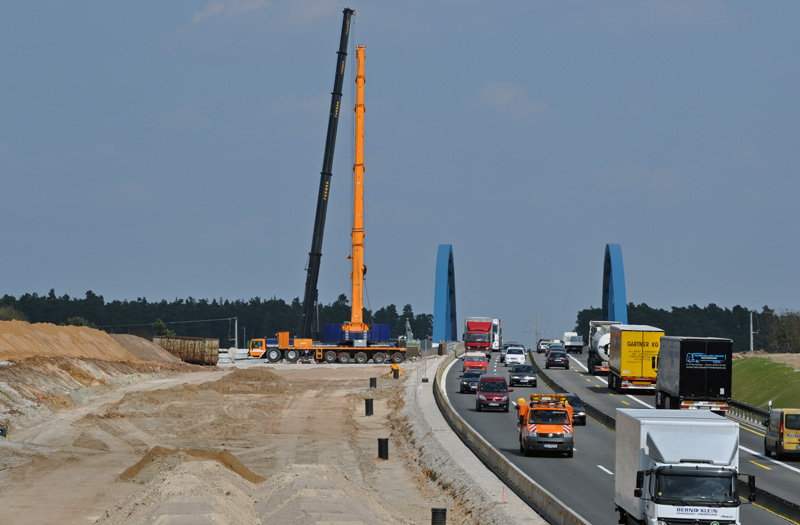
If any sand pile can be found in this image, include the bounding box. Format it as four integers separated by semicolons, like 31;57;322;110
198;367;293;395
0;321;136;361
110;334;182;363
120;445;264;484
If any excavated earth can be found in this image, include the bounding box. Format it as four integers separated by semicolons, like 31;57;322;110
1;321;530;524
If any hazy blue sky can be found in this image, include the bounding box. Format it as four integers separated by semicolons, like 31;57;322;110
2;1;798;344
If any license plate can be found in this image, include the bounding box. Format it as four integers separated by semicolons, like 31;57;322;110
520;378;529;382
488;403;499;406
543;444;557;449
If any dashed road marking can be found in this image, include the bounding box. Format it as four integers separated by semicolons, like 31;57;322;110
597;465;614;475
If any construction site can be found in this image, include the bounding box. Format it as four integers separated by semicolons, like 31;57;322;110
0;321;542;524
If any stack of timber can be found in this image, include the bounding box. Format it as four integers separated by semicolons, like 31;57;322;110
153;336;219;365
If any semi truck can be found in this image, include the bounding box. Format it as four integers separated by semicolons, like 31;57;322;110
463;317;494;356
586;320;615;375
491;318;502;352
655;337;733;413
608;324;664;392
562;332;584;354
615;409;743;525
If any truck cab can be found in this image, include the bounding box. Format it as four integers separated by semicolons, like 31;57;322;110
518;394;574;457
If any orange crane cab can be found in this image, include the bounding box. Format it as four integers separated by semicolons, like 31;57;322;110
519;394;574;458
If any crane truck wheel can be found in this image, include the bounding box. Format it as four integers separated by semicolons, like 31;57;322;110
355;352;368;364
284;349;299;362
323;350;337;363
372;352;386;364
338;352;351;364
391;352;404;364
266;349;282;362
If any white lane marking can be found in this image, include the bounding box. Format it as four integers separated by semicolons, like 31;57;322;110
565;355;652;408
597;465;614;476
739;445;800;474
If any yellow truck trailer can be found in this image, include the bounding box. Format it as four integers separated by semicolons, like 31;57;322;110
608;324;664;393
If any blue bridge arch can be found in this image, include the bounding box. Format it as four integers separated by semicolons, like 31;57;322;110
432;244;458;342
602;243;628;323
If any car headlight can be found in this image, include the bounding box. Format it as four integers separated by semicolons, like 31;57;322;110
578;411;585;416
564;431;572;437
478;394;486;400
501;396;508;401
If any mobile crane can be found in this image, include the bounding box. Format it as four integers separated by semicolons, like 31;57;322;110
253;41;404;365
299;7;355;340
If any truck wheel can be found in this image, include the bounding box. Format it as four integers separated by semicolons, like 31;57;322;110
323;350;337;363
338;352;351;364
373;352;386;364
523;441;532;457
266;349;282;362
355;352;368;364
566;449;574;458
519;438;525;454
284;349;299;362
764;440;772;457
391;352;404;364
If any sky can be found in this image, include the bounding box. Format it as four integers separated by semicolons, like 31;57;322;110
2;1;799;345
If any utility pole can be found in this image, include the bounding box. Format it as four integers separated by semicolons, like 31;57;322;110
234;317;238;349
750;311;754;352
525;314;549;348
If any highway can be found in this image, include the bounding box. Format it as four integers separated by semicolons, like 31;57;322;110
443;351;793;524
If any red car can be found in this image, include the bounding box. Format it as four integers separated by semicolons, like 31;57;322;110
475;375;513;412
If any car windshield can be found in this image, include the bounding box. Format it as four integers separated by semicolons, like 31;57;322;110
507;348;523;355
785;414;800;430
512;365;533;373
463;371;483;379
479;381;507;392
549;352;566;358
530;410;570;425
655;469;738;505
564;395;583;407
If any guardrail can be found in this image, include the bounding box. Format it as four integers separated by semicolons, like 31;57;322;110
529;350;800;524
433;348;589;525
729;399;769;426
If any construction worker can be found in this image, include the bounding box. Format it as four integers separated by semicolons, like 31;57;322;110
514;397;529;430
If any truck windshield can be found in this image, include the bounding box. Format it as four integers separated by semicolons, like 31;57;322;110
529;410;570;425
655;468;738;506
466;334;490;343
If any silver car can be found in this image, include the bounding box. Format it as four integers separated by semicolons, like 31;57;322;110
504;346;526;367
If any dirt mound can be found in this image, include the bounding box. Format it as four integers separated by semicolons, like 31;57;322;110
735;351;800;371
109;334;182;363
120;445;264;484
255;464;403;524
198;367;292;395
100;459;259;524
0;321;136;361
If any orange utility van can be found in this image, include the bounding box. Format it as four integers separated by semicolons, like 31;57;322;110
519;394;574;457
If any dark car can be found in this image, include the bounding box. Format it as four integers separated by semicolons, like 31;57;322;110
545;350;570;369
508;365;537;387
475;375;513;412
545;344;565;357
459;369;486;393
559;393;587;425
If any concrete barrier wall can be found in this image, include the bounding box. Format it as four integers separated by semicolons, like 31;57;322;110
433;349;589;525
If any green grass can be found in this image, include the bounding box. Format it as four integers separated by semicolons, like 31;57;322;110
733;358;800;409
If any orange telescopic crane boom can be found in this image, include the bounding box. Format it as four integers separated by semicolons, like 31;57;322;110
343;45;367;333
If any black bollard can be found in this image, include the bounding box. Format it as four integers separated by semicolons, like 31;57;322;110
393;367;399;379
431;507;447;524
365;398;373;416
369;377;377;388
378;438;389;460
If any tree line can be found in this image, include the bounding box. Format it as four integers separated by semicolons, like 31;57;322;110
574;303;800;353
0;290;433;346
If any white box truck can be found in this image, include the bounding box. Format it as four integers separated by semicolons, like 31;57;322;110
615;409;743;525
